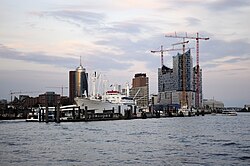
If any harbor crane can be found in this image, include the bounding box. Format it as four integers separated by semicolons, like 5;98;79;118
46;86;68;96
165;32;209;108
9;91;40;103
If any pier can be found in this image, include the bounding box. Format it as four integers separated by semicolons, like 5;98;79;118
26;105;204;123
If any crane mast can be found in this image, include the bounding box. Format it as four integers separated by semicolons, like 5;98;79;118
150;45;166;67
161;45;164;67
182;39;187;107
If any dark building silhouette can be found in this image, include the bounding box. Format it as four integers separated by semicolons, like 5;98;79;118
69;71;76;102
130;73;149;108
69;62;88;102
18;92;61;108
38;92;60;106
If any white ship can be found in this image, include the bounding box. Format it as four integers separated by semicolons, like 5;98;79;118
74;71;134;115
74;96;133;116
105;90;135;105
221;109;237;116
75;97;118;112
177;105;197;116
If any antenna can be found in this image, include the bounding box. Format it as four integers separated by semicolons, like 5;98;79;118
80;56;82;66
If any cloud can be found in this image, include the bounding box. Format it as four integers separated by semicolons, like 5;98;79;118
206;0;250;11
186;17;201;26
103;22;142;34
85;54;133;71
200;38;250;62
168;0;250;11
27;6;250;74
201;54;250;79
220;56;250;64
29;11;171;71
0;44;77;69
29;9;106;33
30;8;159;37
0;44;134;71
94;34;166;70
30;10;105;27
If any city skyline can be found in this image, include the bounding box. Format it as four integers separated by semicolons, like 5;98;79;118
1;0;250;107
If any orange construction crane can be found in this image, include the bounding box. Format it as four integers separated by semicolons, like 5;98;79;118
46;86;68;96
165;32;209;108
151;42;192;108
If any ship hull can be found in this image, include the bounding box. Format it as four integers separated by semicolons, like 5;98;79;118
74;97;131;114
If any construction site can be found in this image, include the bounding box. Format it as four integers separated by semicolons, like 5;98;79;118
152;32;209;115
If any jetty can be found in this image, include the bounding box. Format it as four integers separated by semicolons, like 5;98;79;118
26;104;205;123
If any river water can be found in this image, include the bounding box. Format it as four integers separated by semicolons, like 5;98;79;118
1;113;250;165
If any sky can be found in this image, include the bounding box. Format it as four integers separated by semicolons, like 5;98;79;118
0;0;250;107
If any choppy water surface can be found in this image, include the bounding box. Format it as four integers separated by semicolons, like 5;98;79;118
1;113;250;165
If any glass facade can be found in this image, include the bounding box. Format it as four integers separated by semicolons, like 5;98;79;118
69;64;88;101
75;65;88;97
158;49;202;107
158;65;176;92
173;50;193;91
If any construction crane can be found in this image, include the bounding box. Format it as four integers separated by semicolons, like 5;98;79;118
9;91;40;103
151;43;192;67
46;86;68;96
151;42;193;108
165;32;209;108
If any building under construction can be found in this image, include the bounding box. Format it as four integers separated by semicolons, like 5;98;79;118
162;32;209;109
158;49;202;108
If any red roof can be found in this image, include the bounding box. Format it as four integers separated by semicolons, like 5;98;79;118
106;90;120;94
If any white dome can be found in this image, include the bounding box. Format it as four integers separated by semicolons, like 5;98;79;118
76;64;85;72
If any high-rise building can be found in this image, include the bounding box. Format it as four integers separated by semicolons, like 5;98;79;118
158;49;201;108
158;65;176;105
69;71;76;101
173;49;193;91
130;73;149;108
38;92;60;106
69;62;88;102
158;65;176;93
